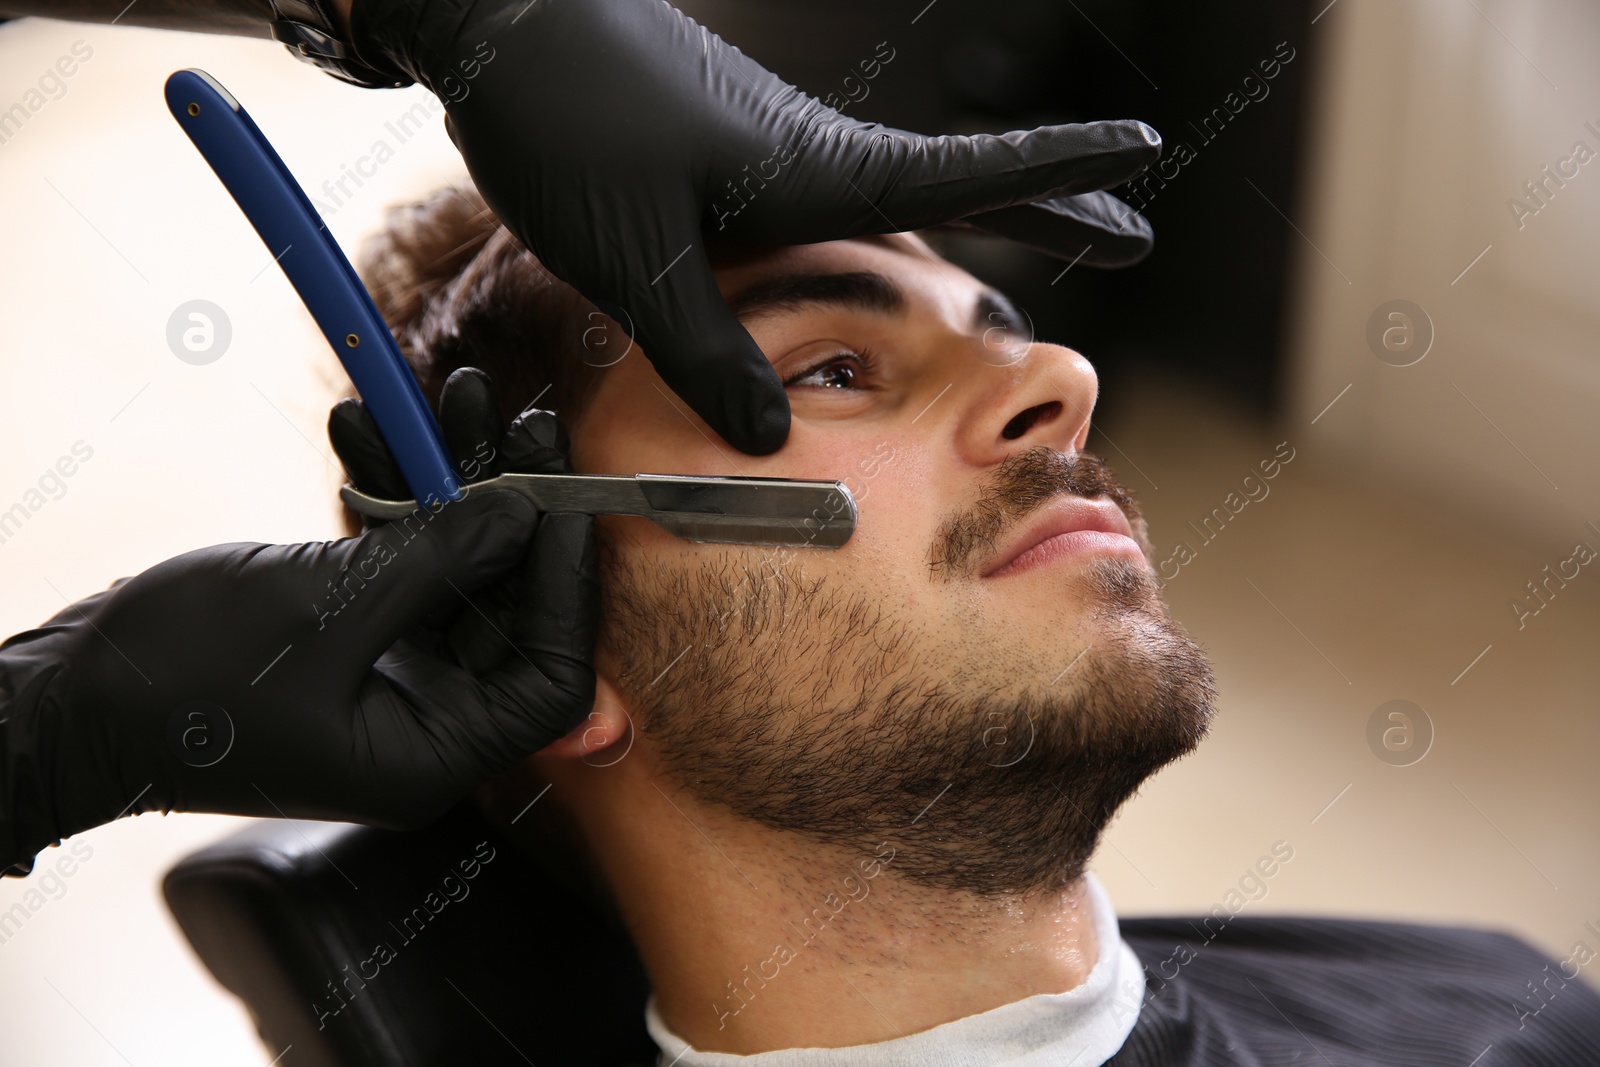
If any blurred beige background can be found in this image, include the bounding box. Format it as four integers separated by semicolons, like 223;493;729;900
0;1;1596;1062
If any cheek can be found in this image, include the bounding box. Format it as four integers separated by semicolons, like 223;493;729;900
582;400;946;603
779;428;938;604
572;361;727;475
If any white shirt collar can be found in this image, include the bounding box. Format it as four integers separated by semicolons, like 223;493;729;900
646;871;1144;1067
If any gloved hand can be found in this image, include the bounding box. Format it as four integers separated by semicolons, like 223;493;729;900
0;368;597;874
347;0;1161;455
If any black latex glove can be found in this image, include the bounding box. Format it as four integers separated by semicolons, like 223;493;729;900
347;0;1162;455
0;369;597;874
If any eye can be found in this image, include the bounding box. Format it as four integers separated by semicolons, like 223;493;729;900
783;347;879;391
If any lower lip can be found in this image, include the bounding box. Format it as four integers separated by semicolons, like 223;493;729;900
985;530;1145;578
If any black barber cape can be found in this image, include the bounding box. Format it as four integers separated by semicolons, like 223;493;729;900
1109;916;1600;1065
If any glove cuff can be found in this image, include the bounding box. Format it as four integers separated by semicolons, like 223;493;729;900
345;0;434;89
271;0;417;89
351;0;547;101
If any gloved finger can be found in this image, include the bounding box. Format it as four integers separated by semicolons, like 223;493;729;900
328;397;410;502
854;120;1161;230
753;116;1160;239
442;407;578;672
499;406;577;475
319;490;540;665
944;190;1156;269
606;214;790;455
397;509;599;761
444;578;518;676
439;367;506;483
478;510;600;745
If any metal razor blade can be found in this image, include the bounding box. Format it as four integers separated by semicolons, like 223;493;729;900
341;472;857;548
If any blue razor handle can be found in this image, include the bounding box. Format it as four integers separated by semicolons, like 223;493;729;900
165;68;462;509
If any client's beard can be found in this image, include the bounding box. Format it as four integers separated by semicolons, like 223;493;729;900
597;447;1215;898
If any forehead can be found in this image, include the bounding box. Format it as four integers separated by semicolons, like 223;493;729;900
708;233;986;319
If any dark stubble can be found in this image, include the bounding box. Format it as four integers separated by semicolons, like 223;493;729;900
597;447;1215;898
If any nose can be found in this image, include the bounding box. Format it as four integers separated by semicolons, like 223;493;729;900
951;341;1100;465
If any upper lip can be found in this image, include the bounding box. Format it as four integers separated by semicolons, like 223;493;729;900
980;496;1136;577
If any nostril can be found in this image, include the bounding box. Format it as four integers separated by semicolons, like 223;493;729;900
1001;400;1062;440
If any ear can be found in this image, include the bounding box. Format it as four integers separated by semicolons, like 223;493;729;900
536;673;632;761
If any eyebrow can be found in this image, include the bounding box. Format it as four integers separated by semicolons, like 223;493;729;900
727;270;904;321
727;269;1027;336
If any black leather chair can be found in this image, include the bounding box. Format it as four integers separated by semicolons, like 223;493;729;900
169;809;1600;1067
162;803;660;1067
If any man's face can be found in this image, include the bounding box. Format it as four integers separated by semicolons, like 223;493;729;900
564;234;1215;898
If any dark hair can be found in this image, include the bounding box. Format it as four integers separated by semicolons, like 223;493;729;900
357;181;611;431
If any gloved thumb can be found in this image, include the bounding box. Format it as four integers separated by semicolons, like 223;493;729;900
951;190;1157;269
314;490;539;661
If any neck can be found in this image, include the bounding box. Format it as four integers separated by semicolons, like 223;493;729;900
572;754;1102;1055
